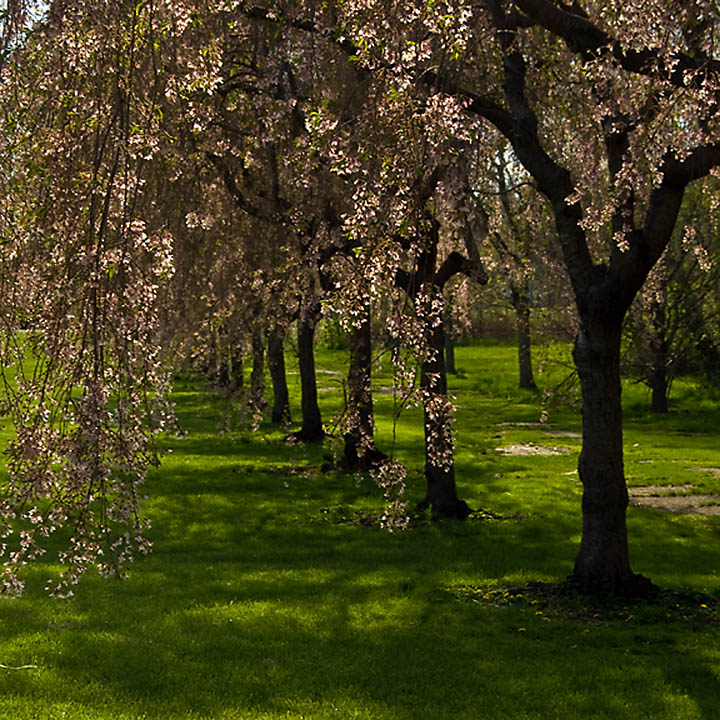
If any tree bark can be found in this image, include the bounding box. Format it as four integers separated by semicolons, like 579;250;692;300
650;357;669;413
417;298;471;519
393;217;485;519
294;302;324;442
229;346;243;391
215;326;241;390
249;329;267;410
569;318;654;595
342;308;385;469
511;283;536;389
217;356;231;388
444;311;456;375
649;301;669;413
267;326;291;424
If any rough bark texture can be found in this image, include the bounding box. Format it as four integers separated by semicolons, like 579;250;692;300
267;326;291;424
569;319;654;595
342;312;385;469
295;304;324;442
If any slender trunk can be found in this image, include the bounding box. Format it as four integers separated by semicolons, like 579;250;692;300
250;330;267;409
217;356;230;388
511;283;535;389
267;327;291;424
215;327;233;389
295;304;324;442
570;319;654;595
444;312;456;375
649;302;669;413
650;359;669;413
343;309;385;469
417;309;471;519
229;347;243;392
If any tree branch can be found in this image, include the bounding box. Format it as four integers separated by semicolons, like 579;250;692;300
514;0;720;87
434;251;488;289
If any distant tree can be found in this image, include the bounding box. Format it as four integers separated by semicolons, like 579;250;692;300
624;187;720;412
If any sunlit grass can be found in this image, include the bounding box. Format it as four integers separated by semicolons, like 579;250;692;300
0;341;717;718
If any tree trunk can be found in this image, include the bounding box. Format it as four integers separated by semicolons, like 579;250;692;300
229;346;243;392
511;283;536;389
343;309;385;469
249;330;267;410
444;311;456;375
650;359;669;413
649;301;669;413
267;326;291;424
417;309;471;519
217;355;231;389
295;304;324;442
570;319;654;596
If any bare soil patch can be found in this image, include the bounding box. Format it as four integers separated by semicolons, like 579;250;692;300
630;484;694;496
693;467;720;478
497;422;544;427
496;444;571;456
629;484;720;515
543;429;582;438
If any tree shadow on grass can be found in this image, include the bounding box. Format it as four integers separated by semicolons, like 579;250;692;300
0;559;717;719
0;383;717;718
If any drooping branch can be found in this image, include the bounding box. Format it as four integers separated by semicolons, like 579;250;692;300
207;152;284;226
514;0;720;87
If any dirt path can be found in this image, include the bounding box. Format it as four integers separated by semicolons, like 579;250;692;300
629;480;720;515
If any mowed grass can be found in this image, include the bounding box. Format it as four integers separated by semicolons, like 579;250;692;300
0;341;719;718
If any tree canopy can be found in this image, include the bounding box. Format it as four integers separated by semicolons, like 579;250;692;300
1;0;720;595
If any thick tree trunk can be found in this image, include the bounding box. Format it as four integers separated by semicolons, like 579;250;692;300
267;327;291;424
417;313;471;519
249;330;267;410
570;319;654;596
511;284;535;389
343;310;385;469
295;304;324;442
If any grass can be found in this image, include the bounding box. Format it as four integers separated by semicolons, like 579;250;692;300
0;341;718;718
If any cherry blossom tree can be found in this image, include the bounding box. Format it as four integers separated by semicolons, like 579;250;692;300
461;0;720;593
236;0;720;592
5;0;720;598
623;182;720;412
0;0;176;595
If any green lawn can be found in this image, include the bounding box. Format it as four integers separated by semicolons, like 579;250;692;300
0;341;718;719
